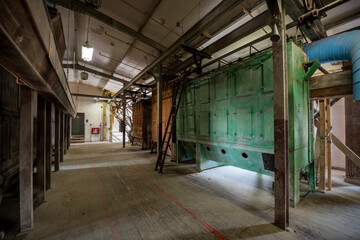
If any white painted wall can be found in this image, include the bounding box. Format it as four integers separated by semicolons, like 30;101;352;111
331;98;346;170
69;83;129;143
70;83;109;142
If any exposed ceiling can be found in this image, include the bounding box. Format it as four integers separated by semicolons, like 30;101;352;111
51;0;360;94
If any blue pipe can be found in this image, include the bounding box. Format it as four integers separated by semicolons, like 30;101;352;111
304;30;360;101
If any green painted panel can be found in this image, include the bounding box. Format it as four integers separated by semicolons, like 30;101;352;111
214;109;228;139
263;56;273;92
215;73;228;101
177;41;313;206
198;79;210;104
263;105;274;142
185;83;195;106
186;114;195;136
235;107;253;140
199;111;210;137
235;67;252;96
177;112;184;135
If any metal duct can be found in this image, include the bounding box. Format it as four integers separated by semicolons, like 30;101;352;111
304;30;360;101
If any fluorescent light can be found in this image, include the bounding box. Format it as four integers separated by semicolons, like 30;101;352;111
82;44;93;61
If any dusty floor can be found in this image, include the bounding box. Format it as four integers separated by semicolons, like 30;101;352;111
4;142;360;239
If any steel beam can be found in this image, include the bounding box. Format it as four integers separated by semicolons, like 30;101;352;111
173;10;271;73
111;0;241;99
19;85;34;233
64;63;129;84
49;0;166;52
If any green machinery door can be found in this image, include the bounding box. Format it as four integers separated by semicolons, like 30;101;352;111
72;112;85;135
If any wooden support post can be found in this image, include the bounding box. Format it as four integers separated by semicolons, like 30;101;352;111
60;111;64;162
35;95;46;204
122;97;126;148
64;114;67;155
269;0;289;230
156;63;163;160
19;85;34;233
45;101;52;190
67;116;71;150
319;100;326;191
54;108;60;171
326;99;332;191
345;97;360;184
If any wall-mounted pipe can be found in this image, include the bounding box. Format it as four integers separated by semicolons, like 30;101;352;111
304;30;360;101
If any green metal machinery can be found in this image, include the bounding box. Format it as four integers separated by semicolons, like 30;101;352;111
176;41;315;207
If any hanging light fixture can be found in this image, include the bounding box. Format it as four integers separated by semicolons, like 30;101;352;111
82;16;93;61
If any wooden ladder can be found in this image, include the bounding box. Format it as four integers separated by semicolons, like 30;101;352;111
155;79;186;173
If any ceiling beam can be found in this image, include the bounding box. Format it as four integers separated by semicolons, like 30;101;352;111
111;0;243;99
325;12;360;30
112;0;163;81
63;63;129;84
72;93;112;99
172;10;271;73
49;0;166;52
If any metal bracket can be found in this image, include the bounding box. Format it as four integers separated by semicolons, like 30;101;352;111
181;44;211;75
303;60;321;81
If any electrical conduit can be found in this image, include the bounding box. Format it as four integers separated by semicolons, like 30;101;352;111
304;30;360;101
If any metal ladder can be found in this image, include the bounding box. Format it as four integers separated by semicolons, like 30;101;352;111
155;79;186;173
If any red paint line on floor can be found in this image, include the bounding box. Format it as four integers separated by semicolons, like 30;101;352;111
123;159;229;240
91;162;120;240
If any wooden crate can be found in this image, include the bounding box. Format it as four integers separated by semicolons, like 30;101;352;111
151;84;176;158
132;100;151;149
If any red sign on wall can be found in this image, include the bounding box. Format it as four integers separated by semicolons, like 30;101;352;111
91;128;100;134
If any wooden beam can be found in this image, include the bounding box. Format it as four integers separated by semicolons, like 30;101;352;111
156;63;163;164
54;108;60;171
45;101;52;190
64;114;67;155
310;71;352;90
310;85;353;99
319;100;326;192
60;111;64;162
19;85;34;233
326;99;332;191
331;133;360;169
66;115;72;150
310;70;352;99
35;95;46;204
268;0;289;230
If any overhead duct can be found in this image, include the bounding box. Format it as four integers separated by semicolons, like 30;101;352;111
304;30;360;101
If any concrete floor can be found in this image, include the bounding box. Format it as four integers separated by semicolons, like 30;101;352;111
6;142;360;239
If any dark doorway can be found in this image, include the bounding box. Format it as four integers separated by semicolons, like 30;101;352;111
71;113;85;135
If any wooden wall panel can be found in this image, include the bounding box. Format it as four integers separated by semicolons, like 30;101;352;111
0;65;20;194
345;97;360;184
